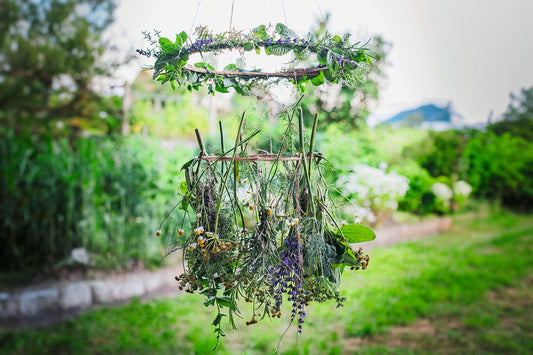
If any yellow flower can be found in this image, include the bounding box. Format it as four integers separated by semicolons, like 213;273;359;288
177;229;185;236
196;213;202;219
197;237;206;248
287;217;300;227
194;226;204;235
188;243;197;251
266;208;273;216
205;232;215;238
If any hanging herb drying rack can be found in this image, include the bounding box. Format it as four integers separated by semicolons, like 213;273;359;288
141;21;377;349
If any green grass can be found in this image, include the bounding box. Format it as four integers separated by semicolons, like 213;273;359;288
1;208;532;354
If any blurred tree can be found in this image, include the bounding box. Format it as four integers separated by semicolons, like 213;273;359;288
403;130;470;179
489;86;533;141
301;14;390;130
0;0;118;131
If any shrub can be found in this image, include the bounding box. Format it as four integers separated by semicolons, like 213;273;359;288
463;132;533;209
452;180;473;211
392;162;436;215
0;132;191;276
403;130;469;178
336;164;409;224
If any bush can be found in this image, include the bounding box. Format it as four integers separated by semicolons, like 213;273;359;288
0;132;191;276
463;132;533;209
392;162;437;215
403;130;469;178
336;164;409;224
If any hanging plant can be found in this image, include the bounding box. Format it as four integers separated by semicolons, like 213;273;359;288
157;107;374;348
141;24;377;349
137;23;373;95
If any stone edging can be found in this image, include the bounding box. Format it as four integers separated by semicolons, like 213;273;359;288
0;266;181;326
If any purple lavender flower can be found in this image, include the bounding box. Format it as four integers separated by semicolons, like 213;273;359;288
268;232;308;332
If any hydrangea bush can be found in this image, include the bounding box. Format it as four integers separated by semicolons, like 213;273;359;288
337;164;410;224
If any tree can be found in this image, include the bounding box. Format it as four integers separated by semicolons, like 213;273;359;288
0;0;118;130
489;86;533;141
301;14;390;130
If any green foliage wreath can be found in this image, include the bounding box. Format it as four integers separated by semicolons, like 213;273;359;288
138;23;372;95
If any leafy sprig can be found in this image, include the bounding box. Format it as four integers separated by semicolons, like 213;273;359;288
137;23;372;95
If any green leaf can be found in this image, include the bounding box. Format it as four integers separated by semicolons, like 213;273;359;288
216;296;232;308
310;70;324;86
179;181;188;194
323;69;337;83
255;47;261;55
340;224;376;243
223;63;238;71
268;45;291;56
326;50;334;66
200;288;217;297
252;25;268;40
222;78;233;88
176;31;187;45
180;158;195;171
212;313;226;326
243;42;254;51
204;296;216;307
215;81;229;93
355;51;367;62
162;43;178;53
236;57;246;69
275;23;298;38
158;37;172;46
317;48;328;64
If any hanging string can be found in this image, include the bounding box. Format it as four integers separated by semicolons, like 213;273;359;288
229;0;235;30
314;0;325;24
280;0;288;26
189;0;202;33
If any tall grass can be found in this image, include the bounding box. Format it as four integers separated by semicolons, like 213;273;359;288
0;132;192;277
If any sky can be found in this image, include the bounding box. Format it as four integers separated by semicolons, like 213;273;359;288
113;0;533;124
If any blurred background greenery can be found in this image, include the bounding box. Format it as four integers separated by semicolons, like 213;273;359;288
1;0;532;354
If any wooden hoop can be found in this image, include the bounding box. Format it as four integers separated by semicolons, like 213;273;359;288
183;65;325;80
201;153;311;162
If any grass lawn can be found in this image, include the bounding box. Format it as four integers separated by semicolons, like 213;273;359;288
1;207;532;354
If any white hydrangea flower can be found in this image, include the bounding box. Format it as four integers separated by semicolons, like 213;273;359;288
454;180;473;197
337;164;409;222
431;183;453;201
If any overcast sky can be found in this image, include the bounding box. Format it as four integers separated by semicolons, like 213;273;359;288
114;0;533;124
